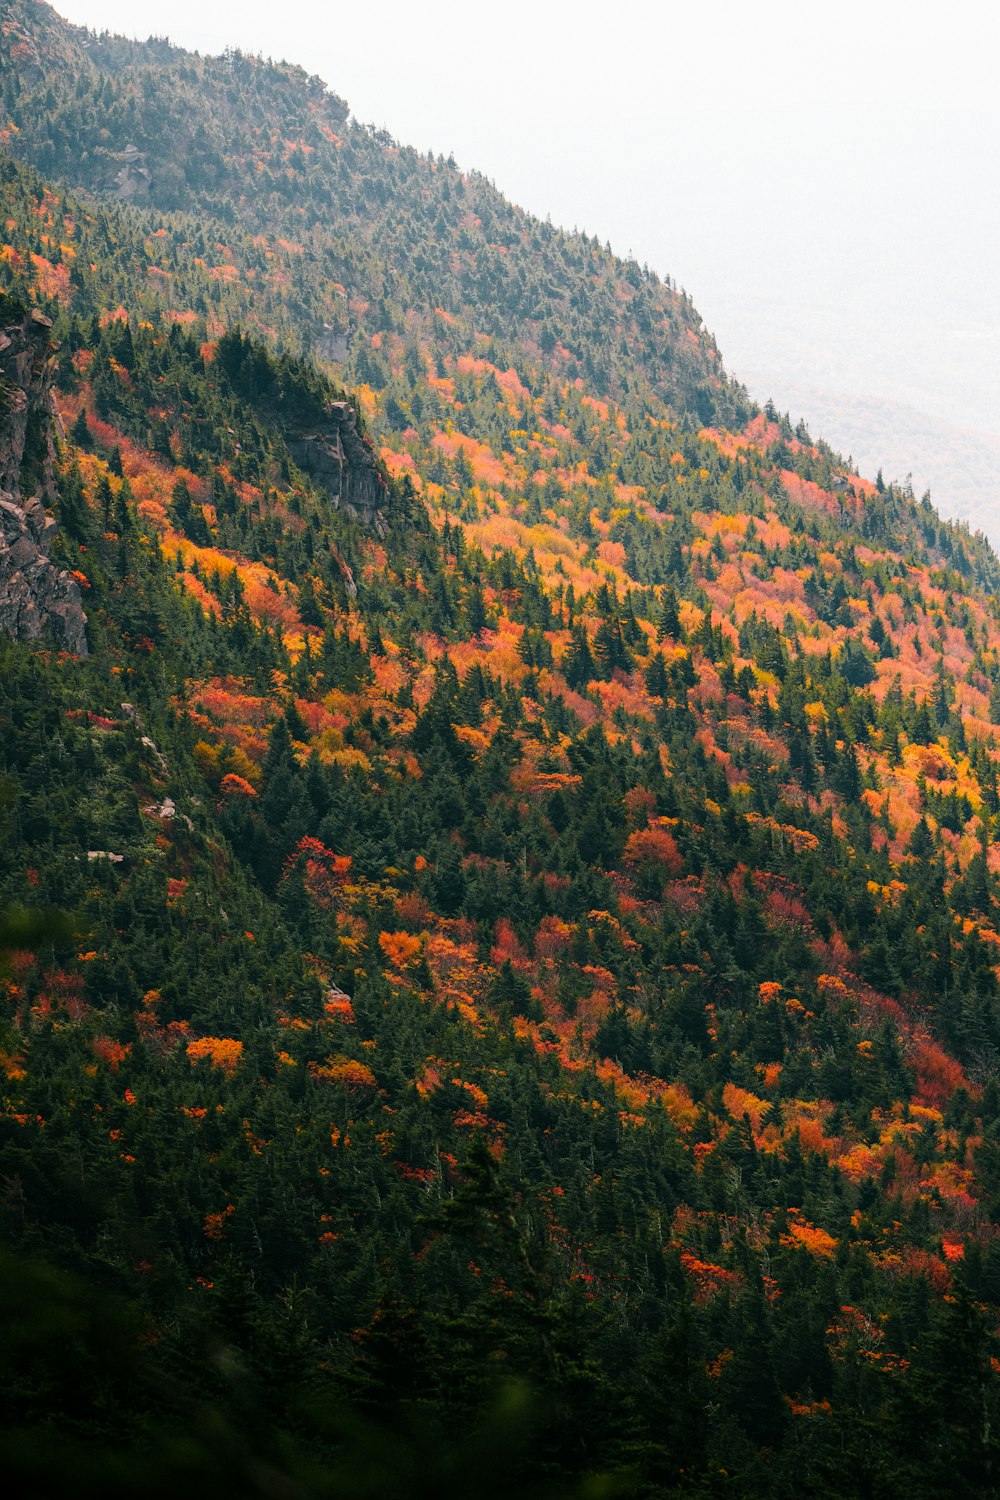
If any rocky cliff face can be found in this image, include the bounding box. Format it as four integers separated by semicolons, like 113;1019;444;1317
0;306;88;655
287;400;389;533
109;144;152;203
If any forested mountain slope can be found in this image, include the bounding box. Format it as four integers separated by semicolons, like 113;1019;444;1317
0;0;735;424
1;7;1000;1498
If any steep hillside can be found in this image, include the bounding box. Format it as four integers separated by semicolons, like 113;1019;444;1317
2;8;1000;1499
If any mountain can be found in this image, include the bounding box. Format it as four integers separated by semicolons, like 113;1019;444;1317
0;0;736;426
2;6;1000;1497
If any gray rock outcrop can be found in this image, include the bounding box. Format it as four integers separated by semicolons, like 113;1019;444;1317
109;144;152;203
0;494;88;655
0;307;88;655
287;400;389;533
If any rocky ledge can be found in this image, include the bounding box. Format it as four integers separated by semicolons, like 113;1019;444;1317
0;306;88;655
287;400;389;533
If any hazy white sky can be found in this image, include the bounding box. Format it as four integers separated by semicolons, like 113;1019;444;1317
51;0;1000;528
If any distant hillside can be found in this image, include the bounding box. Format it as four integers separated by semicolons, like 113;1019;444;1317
737;370;1000;547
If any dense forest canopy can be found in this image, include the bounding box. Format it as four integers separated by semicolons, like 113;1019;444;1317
1;5;1000;1497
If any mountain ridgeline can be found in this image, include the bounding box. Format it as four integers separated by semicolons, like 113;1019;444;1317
2;5;1000;1498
